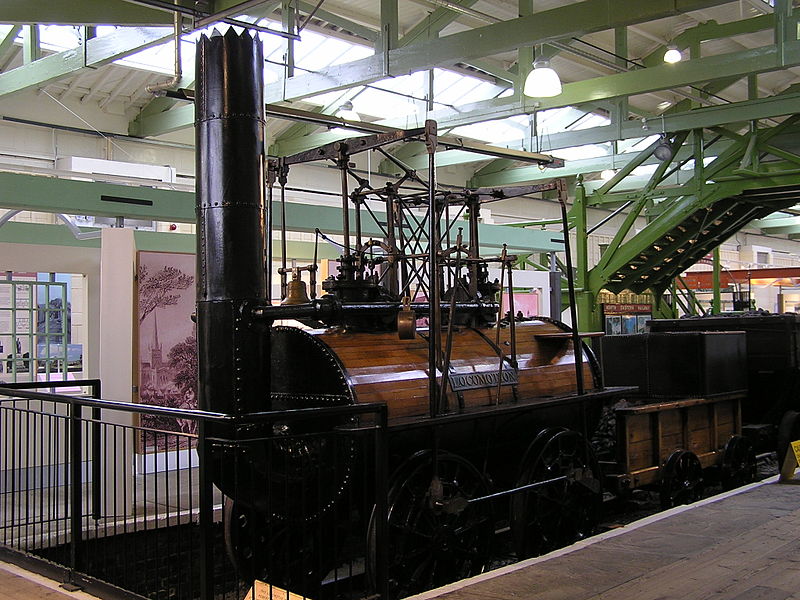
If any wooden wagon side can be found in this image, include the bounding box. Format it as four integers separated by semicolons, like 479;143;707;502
602;391;752;507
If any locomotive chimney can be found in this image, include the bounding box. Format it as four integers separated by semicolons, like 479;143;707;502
195;29;269;415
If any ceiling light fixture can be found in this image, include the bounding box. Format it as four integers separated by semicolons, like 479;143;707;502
600;168;617;181
653;134;673;161
523;58;563;98
335;100;360;121
663;45;682;64
656;100;672;111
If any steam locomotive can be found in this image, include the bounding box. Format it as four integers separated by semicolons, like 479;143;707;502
194;30;627;599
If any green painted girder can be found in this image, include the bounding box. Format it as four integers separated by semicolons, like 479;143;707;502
461;58;515;85
640;14;775;68
272;89;360;145
0;220;341;258
469;142;737;188
603;189;800;294
134;62;800;143
751;215;800;232
419;42;800;131
501;90;800;155
0;25;21;63
586;121;793;293
297;1;379;42
0;0;173;25
399;0;481;48
0;171;563;253
266;0;734;103
0;26;173;98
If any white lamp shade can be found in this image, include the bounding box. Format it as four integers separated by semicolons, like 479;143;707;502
663;47;682;63
600;169;616;181
523;59;562;98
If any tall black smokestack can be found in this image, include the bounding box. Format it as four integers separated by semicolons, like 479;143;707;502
195;29;268;415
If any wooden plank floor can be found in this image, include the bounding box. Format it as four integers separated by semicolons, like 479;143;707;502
412;478;800;600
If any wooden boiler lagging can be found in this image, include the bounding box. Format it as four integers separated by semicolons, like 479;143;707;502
195;30;269;417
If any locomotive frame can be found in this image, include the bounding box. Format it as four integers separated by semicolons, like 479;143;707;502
193;28;636;599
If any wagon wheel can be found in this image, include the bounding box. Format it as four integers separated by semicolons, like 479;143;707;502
777;410;800;468
510;429;602;559
659;450;703;509
368;451;494;599
223;497;325;595
721;435;756;491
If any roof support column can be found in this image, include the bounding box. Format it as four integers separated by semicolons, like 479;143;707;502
23;25;40;64
381;0;398;53
282;0;295;77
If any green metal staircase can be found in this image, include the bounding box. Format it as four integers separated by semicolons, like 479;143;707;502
573;115;800;330
604;185;800;294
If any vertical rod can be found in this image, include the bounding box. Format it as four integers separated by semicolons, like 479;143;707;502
354;194;363;252
555;180;584;394
384;186;399;295
279;161;288;301
397;198;409;294
197;422;214;600
507;262;517;366
467;196;480;298
712;246;721;314
266;161;276;303
426;120;440;417
69;400;82;579
90;379;101;520
339;148;351;256
374;405;389;600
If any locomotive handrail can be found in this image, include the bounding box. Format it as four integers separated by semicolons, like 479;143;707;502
0;384;389;424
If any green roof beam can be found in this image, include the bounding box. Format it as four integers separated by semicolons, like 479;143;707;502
0;172;562;253
295;1;378;42
0;0;173;25
399;0;481;48
23;25;41;64
0;25;21;65
0;26;172;99
266;0;735;103
641;14;775;68
417;42;800;131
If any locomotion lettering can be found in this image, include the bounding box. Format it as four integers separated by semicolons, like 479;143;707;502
449;368;518;392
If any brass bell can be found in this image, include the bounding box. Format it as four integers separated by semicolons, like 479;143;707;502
282;270;311;305
397;296;416;340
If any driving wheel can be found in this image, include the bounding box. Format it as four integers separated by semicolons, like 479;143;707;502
509;428;602;559
367;451;494;599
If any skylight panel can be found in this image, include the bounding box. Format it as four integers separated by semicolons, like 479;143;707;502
351;88;422;122
551;144;609;161
566;112;610;131
451;119;526;144
37;25;82;51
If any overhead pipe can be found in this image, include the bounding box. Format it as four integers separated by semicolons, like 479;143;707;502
145;0;182;95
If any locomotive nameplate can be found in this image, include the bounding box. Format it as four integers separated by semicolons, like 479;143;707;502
449;368;518;392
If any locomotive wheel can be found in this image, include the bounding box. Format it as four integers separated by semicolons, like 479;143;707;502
659;450;703;509
223;497;326;595
777;410;800;468
510;429;602;559
368;451;494;598
721;435;757;491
